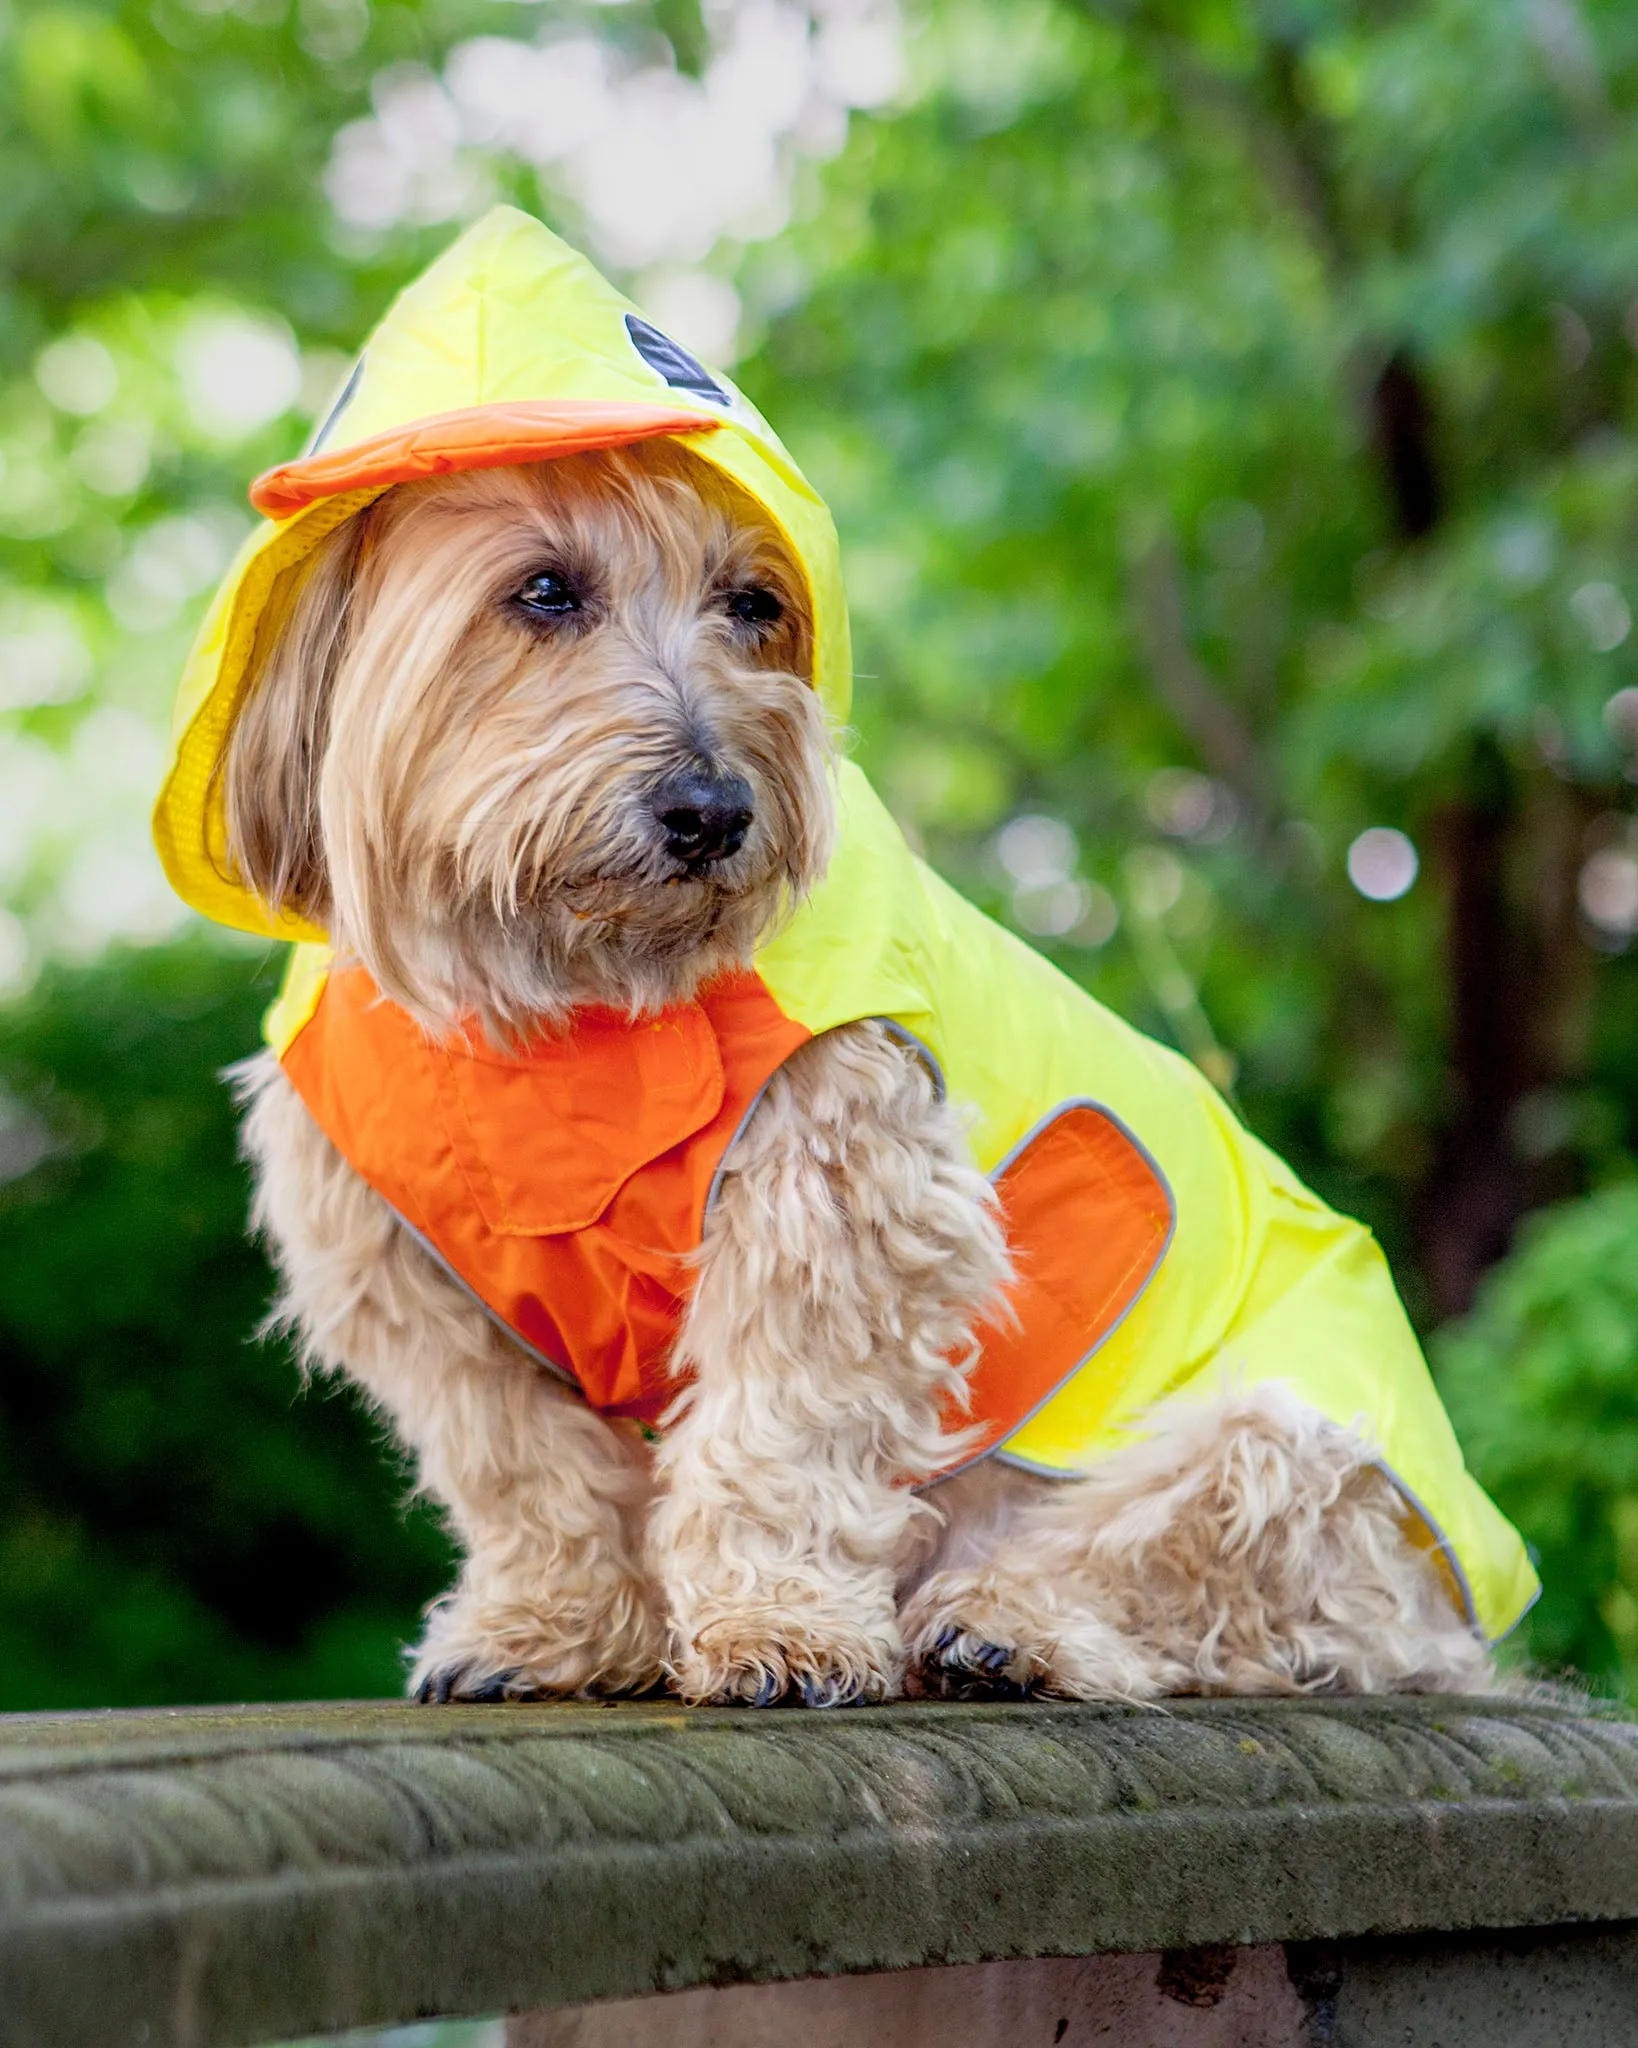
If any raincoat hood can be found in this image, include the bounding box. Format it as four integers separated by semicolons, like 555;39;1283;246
152;205;850;942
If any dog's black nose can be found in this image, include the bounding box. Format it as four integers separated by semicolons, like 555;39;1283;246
652;768;754;866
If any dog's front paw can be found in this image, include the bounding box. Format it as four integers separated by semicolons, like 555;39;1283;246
409;1589;665;1704
670;1611;903;1707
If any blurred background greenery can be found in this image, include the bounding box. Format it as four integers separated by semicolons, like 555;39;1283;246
4;0;1638;1706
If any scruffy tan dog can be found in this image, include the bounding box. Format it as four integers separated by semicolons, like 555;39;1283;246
222;442;1499;1708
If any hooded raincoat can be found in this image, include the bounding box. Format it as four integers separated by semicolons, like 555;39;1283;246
154;206;1538;1644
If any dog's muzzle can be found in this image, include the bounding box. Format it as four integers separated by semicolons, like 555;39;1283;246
650;767;754;868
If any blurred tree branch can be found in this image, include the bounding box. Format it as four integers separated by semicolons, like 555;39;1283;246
1125;518;1271;816
1071;0;1445;541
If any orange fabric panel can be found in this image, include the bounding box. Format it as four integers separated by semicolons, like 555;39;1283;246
279;965;810;1420
251;400;724;518
432;1003;726;1236
932;1104;1174;1477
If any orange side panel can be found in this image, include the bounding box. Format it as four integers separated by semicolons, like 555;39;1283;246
251;400;724;518
931;1103;1174;1479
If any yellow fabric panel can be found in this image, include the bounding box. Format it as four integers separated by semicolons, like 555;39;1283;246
154;490;379;941
263;941;334;1057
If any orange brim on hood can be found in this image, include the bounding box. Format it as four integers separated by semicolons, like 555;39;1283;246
249;398;719;520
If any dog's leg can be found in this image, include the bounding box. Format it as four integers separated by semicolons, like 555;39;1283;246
902;1386;1494;1699
651;1021;1011;1706
237;1052;663;1700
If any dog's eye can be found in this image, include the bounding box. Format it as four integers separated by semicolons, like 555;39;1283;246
722;586;783;629
515;571;583;618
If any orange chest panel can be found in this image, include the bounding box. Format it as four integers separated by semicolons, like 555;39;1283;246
280;965;811;1421
279;967;1175;1472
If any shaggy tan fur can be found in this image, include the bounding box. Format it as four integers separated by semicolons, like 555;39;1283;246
221;446;828;1040
224;442;1493;1706
655;1021;1008;1705
902;1388;1491;1698
236;1049;663;1698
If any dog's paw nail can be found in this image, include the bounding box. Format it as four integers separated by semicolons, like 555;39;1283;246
460;1670;521;1703
414;1665;524;1704
749;1669;784;1708
916;1628;1025;1696
799;1673;862;1708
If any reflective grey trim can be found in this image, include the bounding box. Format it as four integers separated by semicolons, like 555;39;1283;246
704;1075;779;1221
703;1016;948;1218
913;1097;1179;1493
989;1446;1085;1480
1490;1577;1542;1646
1376;1457;1539;1644
874;1019;946;1100
989;1094;1173;1190
1371;1462;1480;1635
306;355;364;456
388;1207;579;1389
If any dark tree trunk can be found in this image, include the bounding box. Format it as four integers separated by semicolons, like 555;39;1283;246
1418;746;1537;1316
1370;351;1444;541
1242;18;1544;1312
1371;353;1537;1315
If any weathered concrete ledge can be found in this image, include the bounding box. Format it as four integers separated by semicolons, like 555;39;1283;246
2;1694;1638;2047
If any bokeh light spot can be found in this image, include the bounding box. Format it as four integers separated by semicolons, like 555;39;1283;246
1347;827;1418;902
1580;849;1638;938
175;313;303;442
1605;688;1638;751
1012;878;1088;938
1124;845;1186;918
1571;580;1632;653
35;336;118;416
1145;767;1237;843
996;814;1077;887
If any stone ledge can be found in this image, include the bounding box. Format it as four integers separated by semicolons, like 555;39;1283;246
1;1694;1637;2048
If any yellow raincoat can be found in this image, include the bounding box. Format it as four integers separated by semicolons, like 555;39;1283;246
153;206;1537;1642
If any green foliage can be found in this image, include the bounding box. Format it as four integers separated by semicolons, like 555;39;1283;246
1436;1183;1638;1695
0;939;451;1709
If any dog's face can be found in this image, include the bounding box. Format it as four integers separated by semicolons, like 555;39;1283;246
221;444;834;1035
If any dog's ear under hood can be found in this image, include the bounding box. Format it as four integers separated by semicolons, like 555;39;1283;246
152;205;851;942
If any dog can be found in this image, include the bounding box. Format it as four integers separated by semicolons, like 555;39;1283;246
217;439;1501;1708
